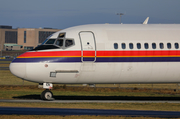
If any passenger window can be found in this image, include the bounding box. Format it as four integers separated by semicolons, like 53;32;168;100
114;43;118;49
137;43;141;49
152;43;156;49
144;43;149;49
159;43;164;49
65;39;74;47
167;43;171;49
175;43;179;49
121;43;126;49
55;39;63;46
129;43;133;49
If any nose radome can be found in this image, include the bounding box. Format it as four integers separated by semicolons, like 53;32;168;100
9;63;26;79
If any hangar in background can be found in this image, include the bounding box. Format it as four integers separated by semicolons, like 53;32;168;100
0;25;60;51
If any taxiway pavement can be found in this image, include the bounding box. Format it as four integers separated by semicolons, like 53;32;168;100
1;99;180;103
0;106;180;118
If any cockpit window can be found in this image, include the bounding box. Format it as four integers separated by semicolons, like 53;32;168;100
65;39;74;47
30;45;59;51
58;33;65;38
45;39;56;44
31;32;75;51
41;39;48;45
55;39;64;46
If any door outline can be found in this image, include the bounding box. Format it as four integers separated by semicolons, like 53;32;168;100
79;31;96;62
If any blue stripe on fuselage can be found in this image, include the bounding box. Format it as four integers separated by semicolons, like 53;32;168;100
11;57;180;63
12;57;81;63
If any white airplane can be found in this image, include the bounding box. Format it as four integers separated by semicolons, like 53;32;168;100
10;23;180;100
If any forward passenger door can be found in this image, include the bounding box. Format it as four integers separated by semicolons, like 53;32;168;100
79;31;96;62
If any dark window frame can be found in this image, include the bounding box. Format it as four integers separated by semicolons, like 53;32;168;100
159;43;164;49
121;43;126;49
5;31;17;43
58;33;66;38
129;43;133;49
64;39;75;48
55;39;64;47
24;31;26;43
137;43;141;49
175;43;179;49
152;43;156;49
144;43;149;49
167;43;171;49
114;43;118;49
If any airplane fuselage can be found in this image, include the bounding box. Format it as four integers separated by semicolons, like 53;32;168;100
10;24;180;84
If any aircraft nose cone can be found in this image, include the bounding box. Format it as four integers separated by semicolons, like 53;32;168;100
9;63;26;79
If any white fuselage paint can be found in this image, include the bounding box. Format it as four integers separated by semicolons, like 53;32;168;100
10;24;180;84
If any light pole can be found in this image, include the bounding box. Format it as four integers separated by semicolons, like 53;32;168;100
117;13;124;24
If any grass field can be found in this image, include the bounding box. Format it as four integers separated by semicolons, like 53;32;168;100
0;86;180;118
0;61;11;64
0;70;36;85
0;63;9;67
0;85;180;111
0;85;179;99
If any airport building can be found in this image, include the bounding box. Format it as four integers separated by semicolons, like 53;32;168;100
0;25;60;51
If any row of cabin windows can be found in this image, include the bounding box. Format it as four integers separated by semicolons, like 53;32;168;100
114;43;179;49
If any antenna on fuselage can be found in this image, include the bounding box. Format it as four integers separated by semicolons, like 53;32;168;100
143;17;149;24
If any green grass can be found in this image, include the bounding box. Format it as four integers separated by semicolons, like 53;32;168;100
0;63;9;67
0;61;11;63
0;70;36;85
0;89;40;99
0;85;179;99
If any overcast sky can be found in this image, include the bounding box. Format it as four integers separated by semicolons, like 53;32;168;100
0;0;180;29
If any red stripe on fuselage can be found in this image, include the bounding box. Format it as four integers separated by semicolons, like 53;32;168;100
97;50;180;57
18;51;81;58
17;50;180;58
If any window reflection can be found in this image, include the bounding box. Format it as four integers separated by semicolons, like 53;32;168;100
122;43;126;49
137;43;141;49
45;39;56;44
159;43;164;49
114;43;118;49
129;43;133;49
65;40;74;47
175;43;179;49
55;39;63;46
167;43;171;49
152;43;156;49
144;43;148;49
